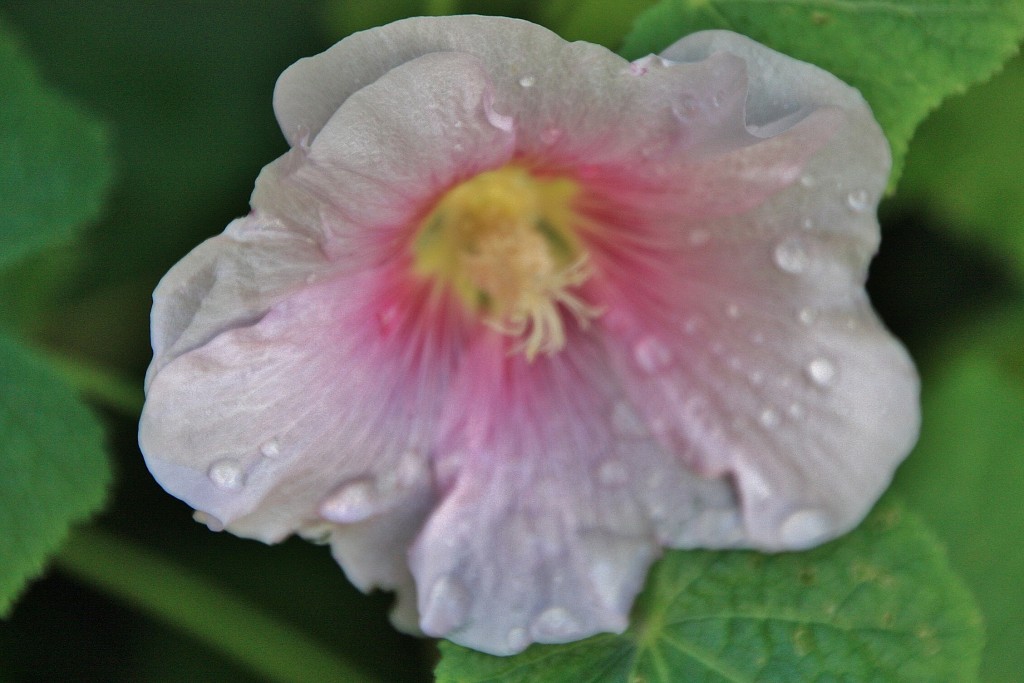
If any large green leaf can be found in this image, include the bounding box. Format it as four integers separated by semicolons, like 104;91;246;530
892;310;1024;683
0;332;111;615
533;0;657;49
437;500;982;682
899;54;1024;283
621;0;1024;189
0;19;111;271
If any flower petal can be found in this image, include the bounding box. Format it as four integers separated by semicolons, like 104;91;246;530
589;32;915;550
408;334;739;654
140;272;440;545
146;211;330;388
290;50;516;242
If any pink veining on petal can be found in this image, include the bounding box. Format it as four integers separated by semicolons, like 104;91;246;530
140;16;918;657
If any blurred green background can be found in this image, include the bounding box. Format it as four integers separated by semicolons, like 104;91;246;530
0;1;1021;681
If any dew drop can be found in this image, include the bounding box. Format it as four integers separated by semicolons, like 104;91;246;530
749;369;765;386
759;408;780;429
532;607;580;639
845;189;871;212
377;305;400;334
208;459;245;491
798;308;816;325
712;89;725;108
390;450;426;490
799;174;816;188
806;358;837;386
483;98;514;132
598;459;630;486
726;303;741;319
683;316;702;334
672;94;699;120
259;438;281;458
506;627;530;652
688;229;710;246
319;478;379;523
633;336;672;373
780;509;831;546
193;510;225;532
611;402;647;437
787;402;805;419
540;127;563;145
518;75;535;88
423;576;471;633
773;237;810;274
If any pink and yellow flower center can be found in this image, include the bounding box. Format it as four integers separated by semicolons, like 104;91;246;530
412;165;599;359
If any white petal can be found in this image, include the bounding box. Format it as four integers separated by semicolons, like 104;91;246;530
408;335;739;654
141;273;439;544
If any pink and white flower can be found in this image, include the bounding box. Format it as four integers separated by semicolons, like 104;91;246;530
139;16;919;655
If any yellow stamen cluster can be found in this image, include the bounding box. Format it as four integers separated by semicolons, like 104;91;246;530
413;166;599;359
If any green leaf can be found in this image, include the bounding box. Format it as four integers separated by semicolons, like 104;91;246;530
0;19;112;271
892;310;1024;683
899;54;1024;283
621;0;1024;190
437;500;982;682
534;0;657;49
0;332;111;615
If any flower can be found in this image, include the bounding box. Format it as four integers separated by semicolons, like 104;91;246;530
139;16;919;655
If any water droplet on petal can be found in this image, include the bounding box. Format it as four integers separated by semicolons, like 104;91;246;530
540;127;563;145
611;402;647;437
319;478;379;523
532;606;580;639
684;316;702;334
483;97;514;132
798;308;816;325
726;303;741;319
688;229;710;246
506;627;530;652
193;510;225;532
208;459;245;491
807;358;837;386
588;558;625;610
377;304;400;334
598;459;630;486
518;75;535;87
759;408;780;429
799;174;816;188
259;438;281;458
788;402;805;419
845;189;871;212
774;237;810;274
672;94;699;120
712;89;725;107
423;576;471;634
780;509;831;546
749;369;765;386
633;336;672;373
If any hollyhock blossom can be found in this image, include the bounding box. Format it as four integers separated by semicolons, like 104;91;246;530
139;16;919;655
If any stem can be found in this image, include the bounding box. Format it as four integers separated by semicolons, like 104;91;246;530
56;527;379;683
